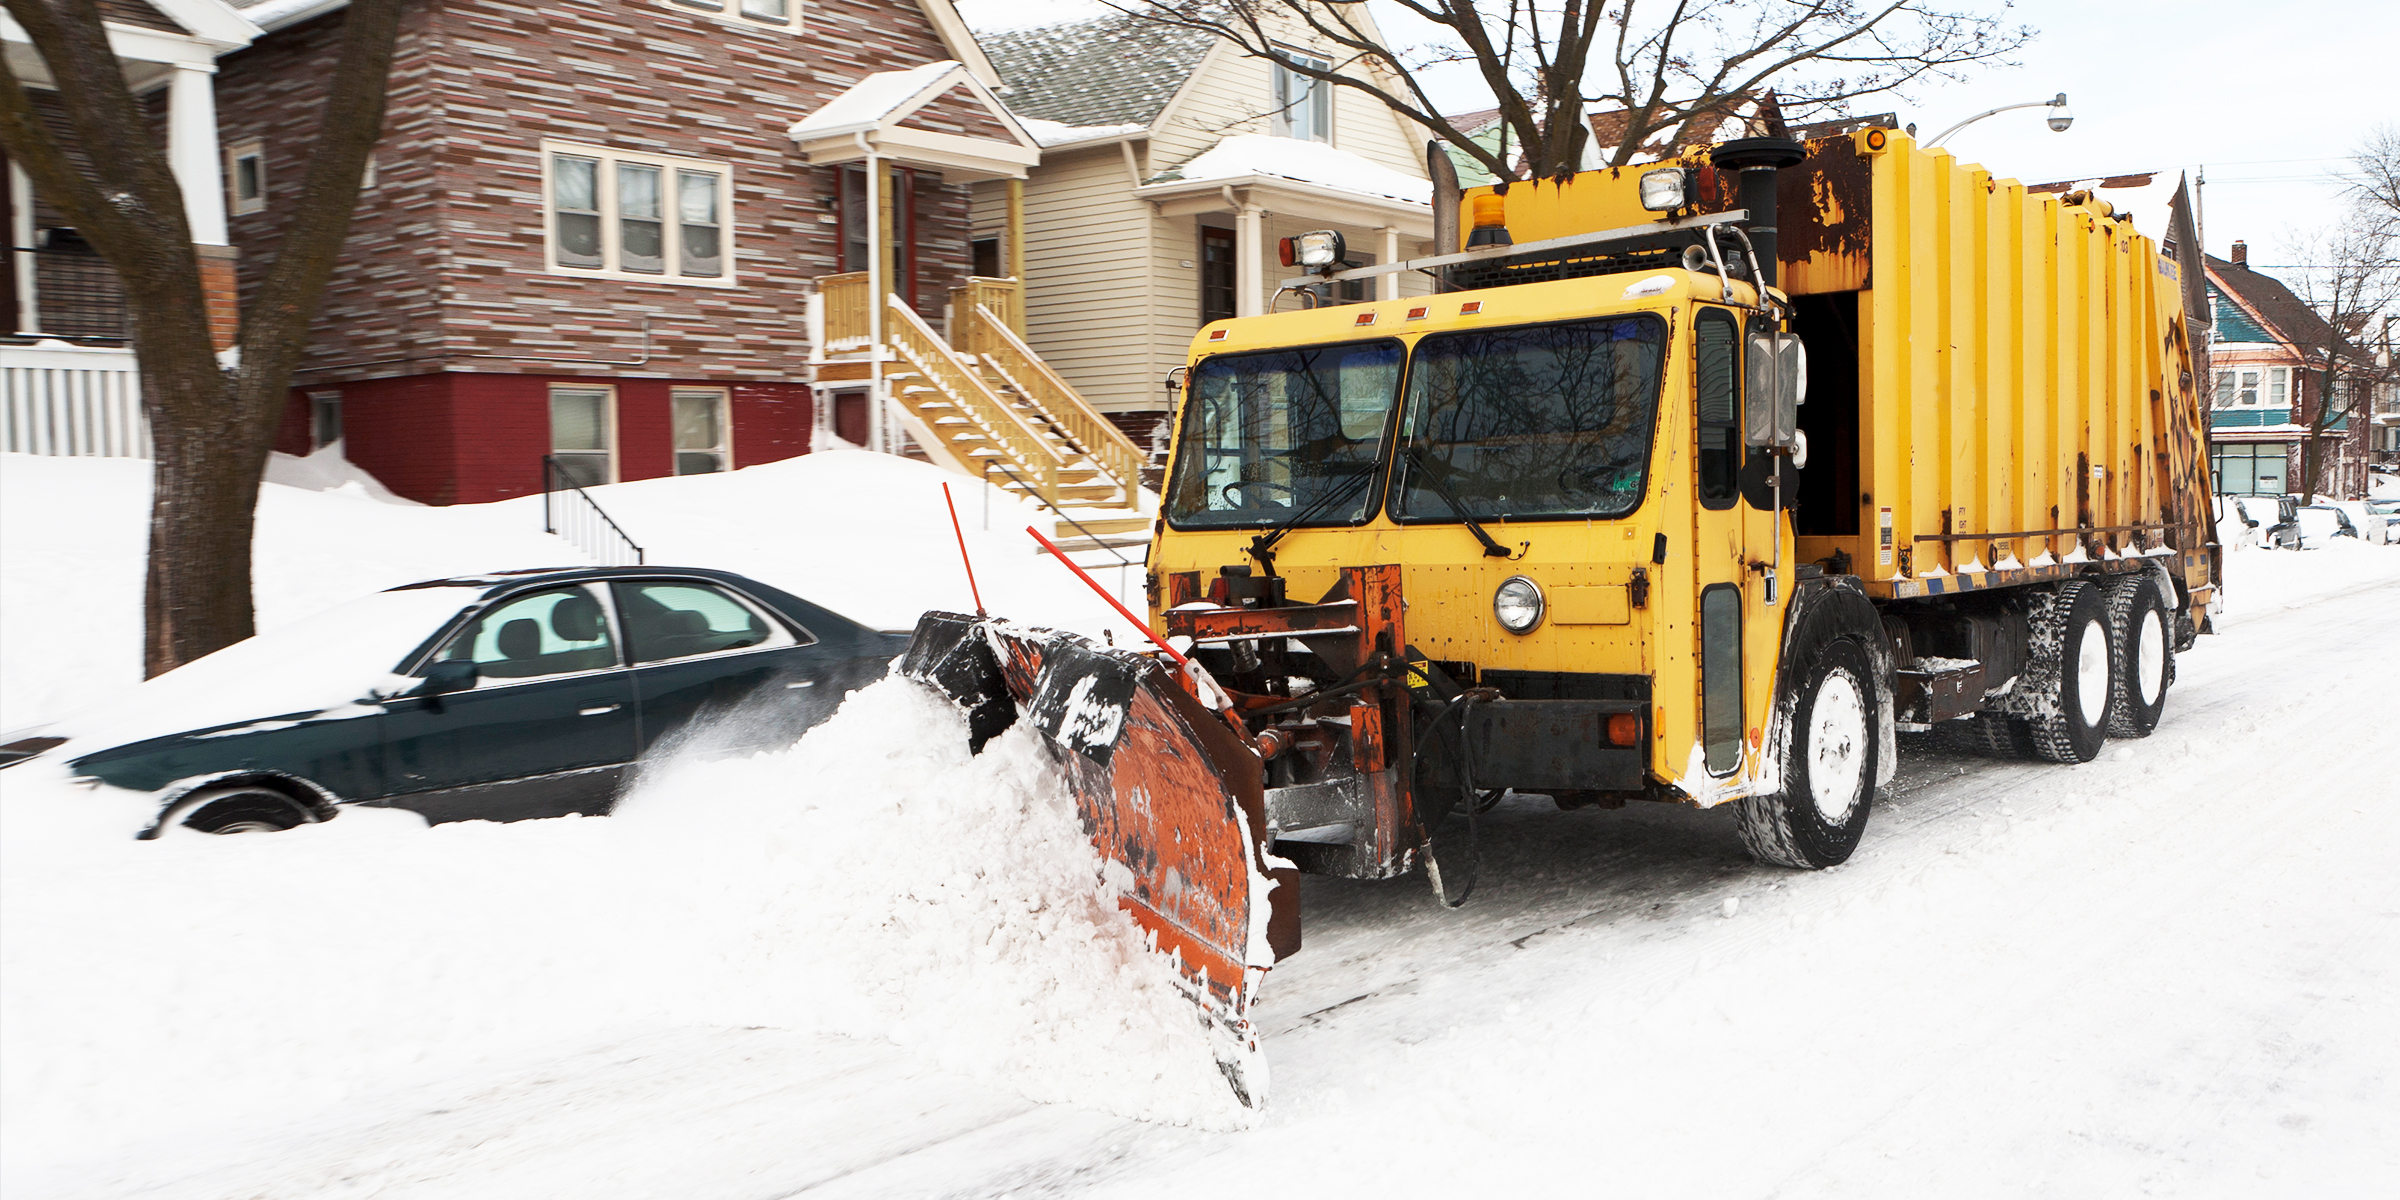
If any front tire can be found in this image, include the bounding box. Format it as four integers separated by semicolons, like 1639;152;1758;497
1737;638;1879;869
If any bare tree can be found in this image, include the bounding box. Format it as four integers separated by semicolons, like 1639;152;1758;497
2345;122;2400;220
2280;203;2400;503
1103;1;2031;182
0;0;405;675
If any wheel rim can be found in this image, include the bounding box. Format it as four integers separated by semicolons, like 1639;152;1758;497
1806;668;1868;825
2075;616;2110;725
206;819;287;835
2137;606;2167;706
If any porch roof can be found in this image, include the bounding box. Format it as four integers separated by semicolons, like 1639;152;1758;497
1136;134;1433;233
788;60;1040;183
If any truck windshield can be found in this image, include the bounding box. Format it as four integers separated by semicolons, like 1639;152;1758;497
1392;315;1665;522
1165;339;1402;529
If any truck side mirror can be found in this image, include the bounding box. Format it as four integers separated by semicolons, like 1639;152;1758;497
1745;332;1807;448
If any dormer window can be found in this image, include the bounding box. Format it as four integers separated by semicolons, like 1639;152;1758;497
1273;50;1331;143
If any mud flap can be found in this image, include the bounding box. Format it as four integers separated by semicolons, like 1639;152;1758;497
897;612;1301;1106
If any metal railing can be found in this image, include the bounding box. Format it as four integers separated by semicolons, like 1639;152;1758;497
541;455;645;566
12;245;128;341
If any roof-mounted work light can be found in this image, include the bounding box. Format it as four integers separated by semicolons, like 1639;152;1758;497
1639;167;1691;212
1278;230;1346;269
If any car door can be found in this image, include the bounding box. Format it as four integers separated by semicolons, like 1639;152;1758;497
378;582;641;823
611;578;825;760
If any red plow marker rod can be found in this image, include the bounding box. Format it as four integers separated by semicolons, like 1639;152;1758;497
941;482;984;616
1026;525;1188;669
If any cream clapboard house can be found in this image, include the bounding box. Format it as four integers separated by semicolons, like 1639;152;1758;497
972;7;1439;455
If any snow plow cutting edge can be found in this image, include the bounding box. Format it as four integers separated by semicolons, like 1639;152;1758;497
896;612;1300;1106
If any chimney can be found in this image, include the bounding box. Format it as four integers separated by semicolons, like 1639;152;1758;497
2231;240;2248;268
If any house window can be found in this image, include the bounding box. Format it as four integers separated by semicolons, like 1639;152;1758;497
1273;51;1332;143
542;142;732;283
672;387;731;475
838;164;916;308
971;237;1001;278
309;391;342;449
226;139;265;215
1273;51;1332;142
666;0;796;29
1311;251;1375;305
1200;225;1236;323
550;385;616;488
2215;368;2287;408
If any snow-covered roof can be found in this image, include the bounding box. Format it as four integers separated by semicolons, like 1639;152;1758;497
1148;134;1431;206
227;0;342;34
790;61;969;139
978;9;1214;131
1015;116;1146;149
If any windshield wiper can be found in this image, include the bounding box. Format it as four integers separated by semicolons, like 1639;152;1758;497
1247;469;1375;576
1406;448;1514;558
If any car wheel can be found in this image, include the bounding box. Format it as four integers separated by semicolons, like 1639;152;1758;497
176;786;317;835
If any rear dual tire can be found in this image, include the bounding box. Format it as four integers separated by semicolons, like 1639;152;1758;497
2103;575;2174;738
2022;580;2113;764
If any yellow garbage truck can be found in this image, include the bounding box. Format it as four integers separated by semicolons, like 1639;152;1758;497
899;128;2218;1100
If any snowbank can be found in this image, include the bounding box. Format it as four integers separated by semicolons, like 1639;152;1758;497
0;678;1245;1188
0;450;1145;731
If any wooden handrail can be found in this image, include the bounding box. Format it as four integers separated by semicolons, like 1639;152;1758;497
950;277;1023;347
959;302;1146;500
883;295;1067;505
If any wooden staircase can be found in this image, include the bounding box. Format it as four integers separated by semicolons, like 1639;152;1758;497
877;293;1149;513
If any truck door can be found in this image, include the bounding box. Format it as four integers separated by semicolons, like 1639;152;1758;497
1691;307;1748;778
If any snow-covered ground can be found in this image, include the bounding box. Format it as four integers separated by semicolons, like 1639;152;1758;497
4;452;2397;1197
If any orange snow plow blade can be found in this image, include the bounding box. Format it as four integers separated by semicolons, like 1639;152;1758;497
896;612;1300;1105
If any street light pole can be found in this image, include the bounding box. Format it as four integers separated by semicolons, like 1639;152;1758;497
1926;93;2073;147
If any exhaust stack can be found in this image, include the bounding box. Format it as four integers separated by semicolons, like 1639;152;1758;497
1709;137;1807;288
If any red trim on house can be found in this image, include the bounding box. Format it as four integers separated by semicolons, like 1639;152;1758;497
276;373;813;505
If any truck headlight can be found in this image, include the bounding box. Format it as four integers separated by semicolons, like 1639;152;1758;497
1639;167;1690;211
1494;575;1544;633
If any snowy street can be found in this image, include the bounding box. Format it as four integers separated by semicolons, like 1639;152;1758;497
5;482;2394;1196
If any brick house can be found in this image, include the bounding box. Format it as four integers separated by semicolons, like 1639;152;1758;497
217;0;1037;505
2202;241;2367;499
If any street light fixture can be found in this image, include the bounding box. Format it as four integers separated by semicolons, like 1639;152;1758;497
1926;92;2072;147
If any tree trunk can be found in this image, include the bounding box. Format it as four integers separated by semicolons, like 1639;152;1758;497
144;414;270;672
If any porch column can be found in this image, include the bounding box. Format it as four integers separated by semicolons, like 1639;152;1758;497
167;62;227;246
1379;225;1401;301
1234;200;1263;317
168;62;237;350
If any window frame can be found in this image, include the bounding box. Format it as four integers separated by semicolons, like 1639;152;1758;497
539;140;736;286
432;582;627;690
308;390;342;450
1272;48;1333;143
660;0;801;33
549;383;619;487
670;386;733;476
610;578;806;667
226;138;265;216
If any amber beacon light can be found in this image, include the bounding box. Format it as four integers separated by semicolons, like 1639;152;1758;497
1466;192;1512;248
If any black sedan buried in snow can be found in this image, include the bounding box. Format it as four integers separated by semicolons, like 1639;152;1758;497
0;567;907;837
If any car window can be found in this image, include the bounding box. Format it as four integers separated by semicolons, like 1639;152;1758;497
612;581;802;665
437;585;619;682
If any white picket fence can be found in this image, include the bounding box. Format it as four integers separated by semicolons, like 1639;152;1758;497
0;344;148;457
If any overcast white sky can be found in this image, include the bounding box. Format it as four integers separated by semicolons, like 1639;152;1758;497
958;0;2397;265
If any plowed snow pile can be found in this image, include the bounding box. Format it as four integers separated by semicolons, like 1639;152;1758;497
1;678;1247;1179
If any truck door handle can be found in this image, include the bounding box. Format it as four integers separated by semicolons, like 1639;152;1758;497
785;680;816;689
578;703;623;716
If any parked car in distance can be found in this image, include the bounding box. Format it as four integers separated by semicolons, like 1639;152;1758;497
2229;496;2296;549
0;568;908;836
2366;497;2400;539
2315;499;2391;545
2291;505;2362;549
